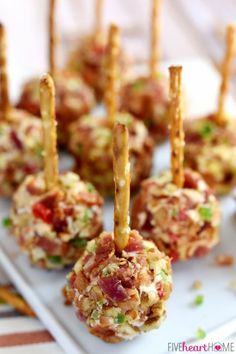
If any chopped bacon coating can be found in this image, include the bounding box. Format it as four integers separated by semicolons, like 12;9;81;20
131;169;221;261
10;171;103;269
0;109;43;197
64;230;172;342
68;113;154;196
120;76;169;143
184;114;236;194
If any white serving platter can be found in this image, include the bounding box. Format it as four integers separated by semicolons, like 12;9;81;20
0;59;236;354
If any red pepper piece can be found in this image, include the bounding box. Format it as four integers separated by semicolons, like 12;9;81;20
32;202;53;224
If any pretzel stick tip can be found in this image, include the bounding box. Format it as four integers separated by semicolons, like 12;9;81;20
0;286;35;317
150;0;162;79
49;0;56;79
0;23;10;118
217;23;236;125
113;123;130;251
40;73;58;191
105;24;120;127
169;65;184;189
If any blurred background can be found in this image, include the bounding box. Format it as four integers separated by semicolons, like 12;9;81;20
0;0;236;77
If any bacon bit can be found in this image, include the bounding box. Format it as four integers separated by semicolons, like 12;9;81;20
194;246;209;257
77;191;103;207
157;283;164;299
95;234;114;262
52;206;74;232
94;44;106;56
90;326;116;341
73;272;89;293
26;182;44;196
82;236;113;277
32;203;53;223
169;233;178;242
70;272;77;289
32;194;58;224
184;170;198;189
215;255;234;267
99;277;129;302
62;285;71;305
35;237;58;254
185;132;202;144
53;217;67;233
124;232;144;253
64;207;74;217
116;262;136;288
23;164;39;174
76;309;87;322
39;194;57;208
10;131;23;150
179;209;187;221
192;280;203;290
169;250;179;262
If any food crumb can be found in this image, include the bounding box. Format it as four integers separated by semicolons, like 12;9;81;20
194;294;204;306
195;328;206;340
192;280;203;290
215;255;234;267
2;216;11;228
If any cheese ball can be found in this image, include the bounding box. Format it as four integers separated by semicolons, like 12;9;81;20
68;113;154;196
184;114;236;194
16;71;95;144
131;169;221;261
64;230;172;342
120;76;169;143
0;109;43;197
67;34;130;101
10;172;103;269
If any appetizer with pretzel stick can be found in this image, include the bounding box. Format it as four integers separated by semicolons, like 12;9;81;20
64;123;172;342
0;24;43;197
131;66;220;261
184;24;236;194
17;0;95;144
68;24;154;196
67;0;130;100
10;74;103;269
120;0;169;143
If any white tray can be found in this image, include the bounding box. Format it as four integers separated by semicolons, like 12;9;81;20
0;59;236;354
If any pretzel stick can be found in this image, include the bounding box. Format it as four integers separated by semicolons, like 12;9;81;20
217;23;236;125
113;123;130;251
0;24;10;118
169;66;184;188
95;0;104;38
0;286;35;317
150;0;161;79
40;74;58;190
105;24;120;127
49;0;56;79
